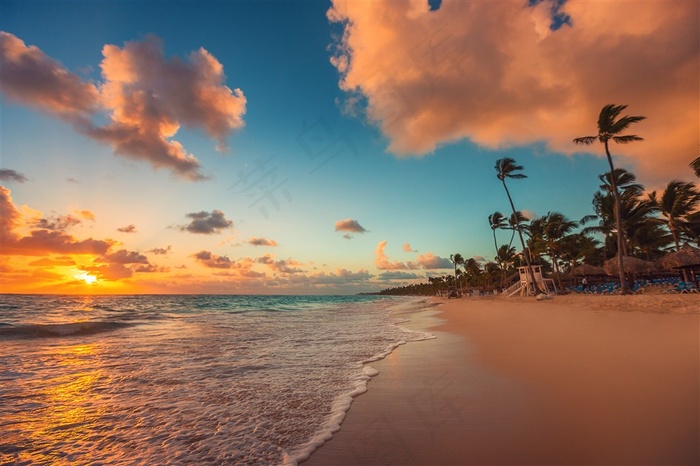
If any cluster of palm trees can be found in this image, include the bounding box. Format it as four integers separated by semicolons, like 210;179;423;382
380;104;700;296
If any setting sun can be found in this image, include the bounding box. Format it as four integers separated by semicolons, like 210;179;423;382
76;272;97;285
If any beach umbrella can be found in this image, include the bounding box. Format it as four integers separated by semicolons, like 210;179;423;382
571;263;606;276
604;255;655;276
657;243;700;269
657;243;700;288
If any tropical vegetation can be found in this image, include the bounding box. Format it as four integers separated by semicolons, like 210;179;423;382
378;104;699;296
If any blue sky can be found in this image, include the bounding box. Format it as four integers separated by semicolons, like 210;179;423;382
1;0;697;293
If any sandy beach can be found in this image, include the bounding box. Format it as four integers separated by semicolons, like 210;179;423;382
302;293;699;466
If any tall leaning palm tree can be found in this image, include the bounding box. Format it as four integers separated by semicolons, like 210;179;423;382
573;104;646;294
495;157;542;295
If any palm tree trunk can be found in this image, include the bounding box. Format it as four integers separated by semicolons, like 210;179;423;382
604;141;630;294
501;180;543;295
670;222;681;251
492;231;506;288
669;223;690;282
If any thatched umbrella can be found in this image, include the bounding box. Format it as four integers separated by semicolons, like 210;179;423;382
604;255;655;276
571;263;606;276
658;244;700;269
657;244;700;288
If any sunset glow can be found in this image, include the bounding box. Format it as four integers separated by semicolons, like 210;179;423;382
76;272;97;286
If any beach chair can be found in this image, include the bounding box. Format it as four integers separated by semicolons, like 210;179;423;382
664;281;691;293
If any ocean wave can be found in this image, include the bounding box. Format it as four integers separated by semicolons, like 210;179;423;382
0;321;134;339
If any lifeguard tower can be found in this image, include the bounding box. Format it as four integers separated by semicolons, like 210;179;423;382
506;265;557;297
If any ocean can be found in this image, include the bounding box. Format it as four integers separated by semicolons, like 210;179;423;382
0;294;435;465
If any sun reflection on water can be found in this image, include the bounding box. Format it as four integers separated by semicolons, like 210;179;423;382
5;343;109;465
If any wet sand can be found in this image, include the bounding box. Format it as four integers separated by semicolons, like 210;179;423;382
302;294;699;465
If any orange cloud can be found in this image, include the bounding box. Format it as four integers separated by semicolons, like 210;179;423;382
334;218;368;233
328;0;699;184
256;253;304;274
374;240;408;270
0;32;247;180
192;250;236;269
0;32;99;122
117;224;137;233
247;237;278;247
0;186;20;243
414;252;452;270
147;246;172;255
76;210;96;221
1;187;114;256
192;250;266;278
101;249;149;264
0;187;167;292
335;218;369;239
28;257;76;267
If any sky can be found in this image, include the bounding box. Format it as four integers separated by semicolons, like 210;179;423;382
1;0;698;294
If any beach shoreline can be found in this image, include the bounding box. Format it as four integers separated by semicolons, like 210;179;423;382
302;293;699;465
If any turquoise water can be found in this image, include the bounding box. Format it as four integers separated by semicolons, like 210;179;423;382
0;294;434;465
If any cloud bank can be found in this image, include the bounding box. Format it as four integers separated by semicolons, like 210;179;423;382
0;186;114;256
0;32;246;180
328;0;699;184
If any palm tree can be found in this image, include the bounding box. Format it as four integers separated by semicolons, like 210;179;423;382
463;257;484;288
598;168;644;195
573;104;646;294
536;212;578;290
495;157;542;295
488;211;507;258
558;233;600;271
650;180;700;251
450;253;464;295
488;212;507;286
507;211;529;248
496;244;517;288
586;170;663;260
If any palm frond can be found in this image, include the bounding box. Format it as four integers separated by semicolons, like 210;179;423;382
579;214;598;225
609;115;646;134
597;104;626;131
488;212;507;229
495;157;527;179
691;156;700;178
612;135;644;144
573;136;596;145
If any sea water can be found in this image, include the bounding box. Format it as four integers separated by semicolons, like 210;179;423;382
0;294;435;465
